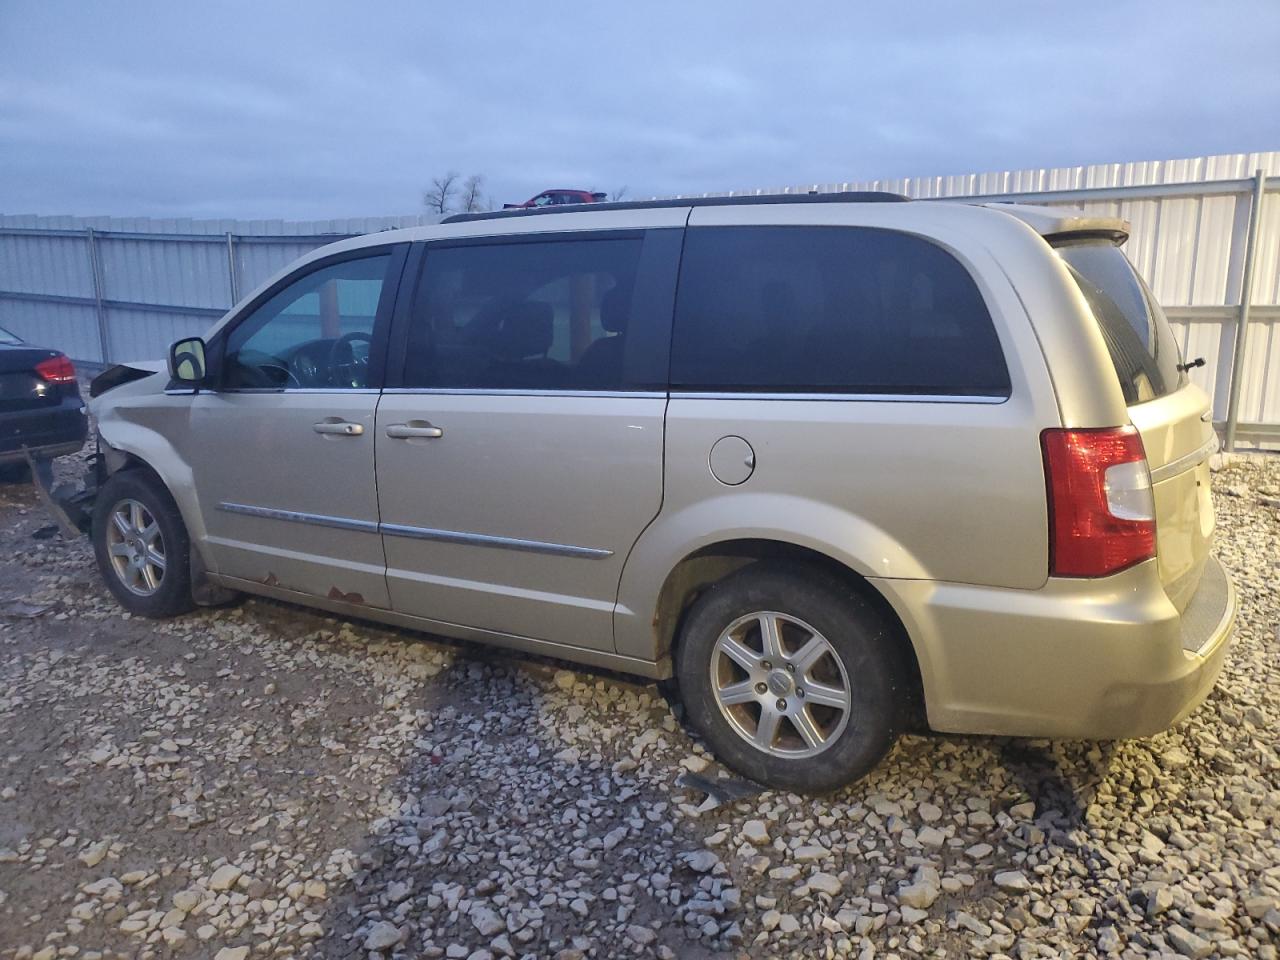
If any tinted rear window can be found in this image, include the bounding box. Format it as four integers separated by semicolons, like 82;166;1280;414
404;235;647;391
1057;241;1185;404
670;226;1010;396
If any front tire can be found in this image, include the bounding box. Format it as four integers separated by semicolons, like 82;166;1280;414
675;564;903;794
92;470;194;618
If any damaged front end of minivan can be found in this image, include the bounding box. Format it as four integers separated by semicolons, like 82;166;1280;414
34;357;234;606
30;359;162;537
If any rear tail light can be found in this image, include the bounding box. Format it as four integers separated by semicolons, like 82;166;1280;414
35;353;77;384
1041;426;1155;577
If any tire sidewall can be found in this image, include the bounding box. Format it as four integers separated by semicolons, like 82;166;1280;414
676;565;900;794
92;471;193;618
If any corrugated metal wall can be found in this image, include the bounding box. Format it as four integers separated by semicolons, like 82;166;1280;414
0;213;442;364
1;152;1276;442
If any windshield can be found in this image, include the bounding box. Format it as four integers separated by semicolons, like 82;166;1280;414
1057;240;1186;404
0;324;22;345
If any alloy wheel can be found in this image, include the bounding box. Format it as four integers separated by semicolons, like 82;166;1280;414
709;610;851;759
104;498;166;597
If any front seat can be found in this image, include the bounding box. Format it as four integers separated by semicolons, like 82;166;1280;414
575;287;629;387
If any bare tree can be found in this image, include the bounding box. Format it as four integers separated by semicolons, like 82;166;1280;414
459;174;487;213
423;171;460;214
609;186;629;202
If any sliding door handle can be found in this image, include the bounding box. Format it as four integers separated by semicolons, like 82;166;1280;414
313;420;364;436
386;421;444;439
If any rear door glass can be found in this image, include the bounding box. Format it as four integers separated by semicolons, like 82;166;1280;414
1056;241;1185;404
670;226;1011;396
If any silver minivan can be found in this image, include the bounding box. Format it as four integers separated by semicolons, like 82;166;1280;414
83;193;1236;792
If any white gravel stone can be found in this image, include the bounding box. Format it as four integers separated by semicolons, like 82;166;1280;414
994;870;1031;893
208;864;243;892
365;920;403;951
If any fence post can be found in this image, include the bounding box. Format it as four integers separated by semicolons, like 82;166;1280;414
225;232;238;306
1224;169;1267;452
85;227;110;364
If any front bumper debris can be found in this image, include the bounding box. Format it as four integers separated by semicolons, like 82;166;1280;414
27;445;100;538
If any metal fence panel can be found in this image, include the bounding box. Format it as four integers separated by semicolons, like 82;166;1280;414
1;153;1277;446
0;296;101;361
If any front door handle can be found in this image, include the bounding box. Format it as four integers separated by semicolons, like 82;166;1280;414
313;420;364;436
386;421;444;439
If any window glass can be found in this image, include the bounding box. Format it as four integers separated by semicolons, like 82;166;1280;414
670;227;1010;396
1057;241;1185;404
405;236;644;390
223;254;390;389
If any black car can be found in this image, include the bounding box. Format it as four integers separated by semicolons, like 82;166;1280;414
0;323;87;481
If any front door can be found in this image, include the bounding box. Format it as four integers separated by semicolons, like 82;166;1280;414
188;246;405;606
375;226;683;651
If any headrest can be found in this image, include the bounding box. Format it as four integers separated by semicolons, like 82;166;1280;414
496;301;553;359
600;286;630;334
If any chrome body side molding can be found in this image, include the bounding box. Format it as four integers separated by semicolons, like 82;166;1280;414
217;502;613;559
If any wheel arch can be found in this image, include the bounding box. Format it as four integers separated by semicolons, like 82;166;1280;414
649;538;927;730
96;430;230;604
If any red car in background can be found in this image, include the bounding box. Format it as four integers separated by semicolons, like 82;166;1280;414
503;189;608;209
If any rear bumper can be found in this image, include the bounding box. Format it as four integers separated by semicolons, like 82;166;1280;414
876;555;1237;739
0;396;88;464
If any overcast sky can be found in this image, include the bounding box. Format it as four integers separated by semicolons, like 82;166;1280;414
2;1;1278;221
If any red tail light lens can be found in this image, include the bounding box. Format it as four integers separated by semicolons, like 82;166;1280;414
34;354;77;384
1041;426;1155;577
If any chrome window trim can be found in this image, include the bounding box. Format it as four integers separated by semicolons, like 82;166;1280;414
218;502;612;559
1148;433;1220;484
668;391;1009;404
217;502;379;533
379;388;1005;402
213;387;383;396
381;388;665;399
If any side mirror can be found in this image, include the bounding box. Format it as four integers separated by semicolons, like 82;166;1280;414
168;337;207;385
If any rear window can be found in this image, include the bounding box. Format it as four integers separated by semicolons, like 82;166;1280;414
670;226;1010;396
1057;241;1185;404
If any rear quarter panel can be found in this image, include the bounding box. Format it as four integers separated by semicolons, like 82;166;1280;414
614;203;1068;662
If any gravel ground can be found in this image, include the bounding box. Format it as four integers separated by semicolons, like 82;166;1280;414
0;453;1277;960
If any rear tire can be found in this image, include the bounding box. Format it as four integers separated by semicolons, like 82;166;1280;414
92;470;194;618
675;564;903;794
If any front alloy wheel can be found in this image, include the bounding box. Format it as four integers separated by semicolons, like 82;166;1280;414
104;498;167;596
92;469;194;618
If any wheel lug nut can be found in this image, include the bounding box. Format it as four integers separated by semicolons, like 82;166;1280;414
761;660;772;670
785;663;795;673
755;682;767;694
796;689;805;698
776;698;787;711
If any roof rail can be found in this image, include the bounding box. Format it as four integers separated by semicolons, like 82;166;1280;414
442;191;909;224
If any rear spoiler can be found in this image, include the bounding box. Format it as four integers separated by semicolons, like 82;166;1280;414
984;202;1130;246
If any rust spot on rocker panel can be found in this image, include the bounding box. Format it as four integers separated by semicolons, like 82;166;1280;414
327;586;365;604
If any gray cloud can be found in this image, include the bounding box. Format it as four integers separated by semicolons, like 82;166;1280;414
1;0;1277;219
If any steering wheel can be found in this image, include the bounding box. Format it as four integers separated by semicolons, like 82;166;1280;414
247;359;301;388
327;332;373;387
